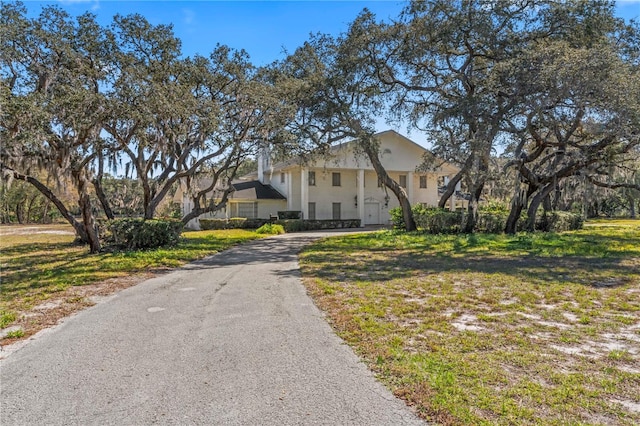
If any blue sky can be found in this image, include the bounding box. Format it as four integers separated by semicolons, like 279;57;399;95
25;1;640;66
26;1;407;65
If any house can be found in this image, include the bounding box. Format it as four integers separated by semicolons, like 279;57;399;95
180;130;461;229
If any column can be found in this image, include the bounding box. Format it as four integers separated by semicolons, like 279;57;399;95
407;171;414;204
300;167;308;219
287;171;293;210
357;169;365;227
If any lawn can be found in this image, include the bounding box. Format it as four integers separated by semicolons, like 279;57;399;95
300;219;640;425
0;225;261;344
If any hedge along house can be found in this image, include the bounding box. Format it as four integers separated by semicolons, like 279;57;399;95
179;130;461;229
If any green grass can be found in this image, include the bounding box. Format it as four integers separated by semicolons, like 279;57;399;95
301;219;640;425
4;328;24;339
0;226;262;329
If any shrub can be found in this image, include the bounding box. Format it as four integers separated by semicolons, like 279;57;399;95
389;207;405;229
278;211;302;220
426;209;464;234
199;218;268;230
412;207;463;234
390;204;430;229
536;211;584;232
475;212;509;234
107;218;183;250
277;219;305;232
479;200;510;214
256;223;285;235
199;219;229;230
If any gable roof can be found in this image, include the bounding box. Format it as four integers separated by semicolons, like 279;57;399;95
267;129;445;171
231;180;286;200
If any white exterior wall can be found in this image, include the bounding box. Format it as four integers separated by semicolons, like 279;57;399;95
307;169;360;220
268;172;288;198
181;131;460;228
272;131;459;224
257;200;287;219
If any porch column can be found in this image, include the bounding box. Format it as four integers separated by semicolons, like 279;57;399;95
301;167;308;219
407;171;414;204
357;169;365;227
287;171;293;210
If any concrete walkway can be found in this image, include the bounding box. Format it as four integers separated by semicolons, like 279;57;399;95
0;231;423;425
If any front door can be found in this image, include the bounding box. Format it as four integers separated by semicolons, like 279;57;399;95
364;203;380;225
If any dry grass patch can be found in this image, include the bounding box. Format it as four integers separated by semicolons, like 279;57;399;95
301;220;640;425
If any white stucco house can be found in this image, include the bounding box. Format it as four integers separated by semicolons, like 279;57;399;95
180;130;461;229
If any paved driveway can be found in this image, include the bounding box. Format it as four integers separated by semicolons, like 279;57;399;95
1;230;423;425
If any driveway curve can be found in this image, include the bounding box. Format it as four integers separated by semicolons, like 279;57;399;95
1;230;423;425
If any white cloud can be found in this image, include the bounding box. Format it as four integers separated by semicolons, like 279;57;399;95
57;0;100;11
182;8;195;26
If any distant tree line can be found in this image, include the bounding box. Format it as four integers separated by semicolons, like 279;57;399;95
1;1;639;251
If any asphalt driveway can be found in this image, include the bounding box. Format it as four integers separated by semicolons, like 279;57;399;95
0;230;423;425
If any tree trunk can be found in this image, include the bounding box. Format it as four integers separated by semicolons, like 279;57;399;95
42;199;51;224
628;194;636;219
438;170;463;209
438;156;472;209
74;171;101;253
505;190;525;234
93;180;114;220
525;183;555;231
6;168;90;242
16;202;24;224
93;154;114;220
362;140;416;231
462;182;484;233
26;195;36;223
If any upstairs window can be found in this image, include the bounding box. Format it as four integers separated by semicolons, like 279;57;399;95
399;175;407;188
420;175;427;188
308;171;316;186
280;173;285;183
332;172;341;187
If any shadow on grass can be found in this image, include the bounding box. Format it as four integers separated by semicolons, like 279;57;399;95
0;233;263;302
301;231;640;289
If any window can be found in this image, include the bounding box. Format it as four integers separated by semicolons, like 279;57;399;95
437;176;446;188
419;175;427;188
280;173;285;184
308;171;316;186
399;175;407;188
308;202;316;220
332;172;341;186
332;203;341;220
237;202;258;219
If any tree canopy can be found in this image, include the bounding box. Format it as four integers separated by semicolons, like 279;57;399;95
1;0;638;249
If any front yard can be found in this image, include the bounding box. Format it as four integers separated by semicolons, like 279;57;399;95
300;220;640;425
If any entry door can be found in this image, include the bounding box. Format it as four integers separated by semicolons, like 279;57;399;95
364;203;380;225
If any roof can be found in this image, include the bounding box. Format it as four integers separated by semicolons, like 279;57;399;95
231;180;286;200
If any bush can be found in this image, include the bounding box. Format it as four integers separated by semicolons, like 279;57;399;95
475;212;509;234
390;204;431;229
106;218;183;250
256;223;285;235
278;211;302;220
277;219;305;232
412;206;463;234
535;211;584;232
199;218;268;230
199;219;229;230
